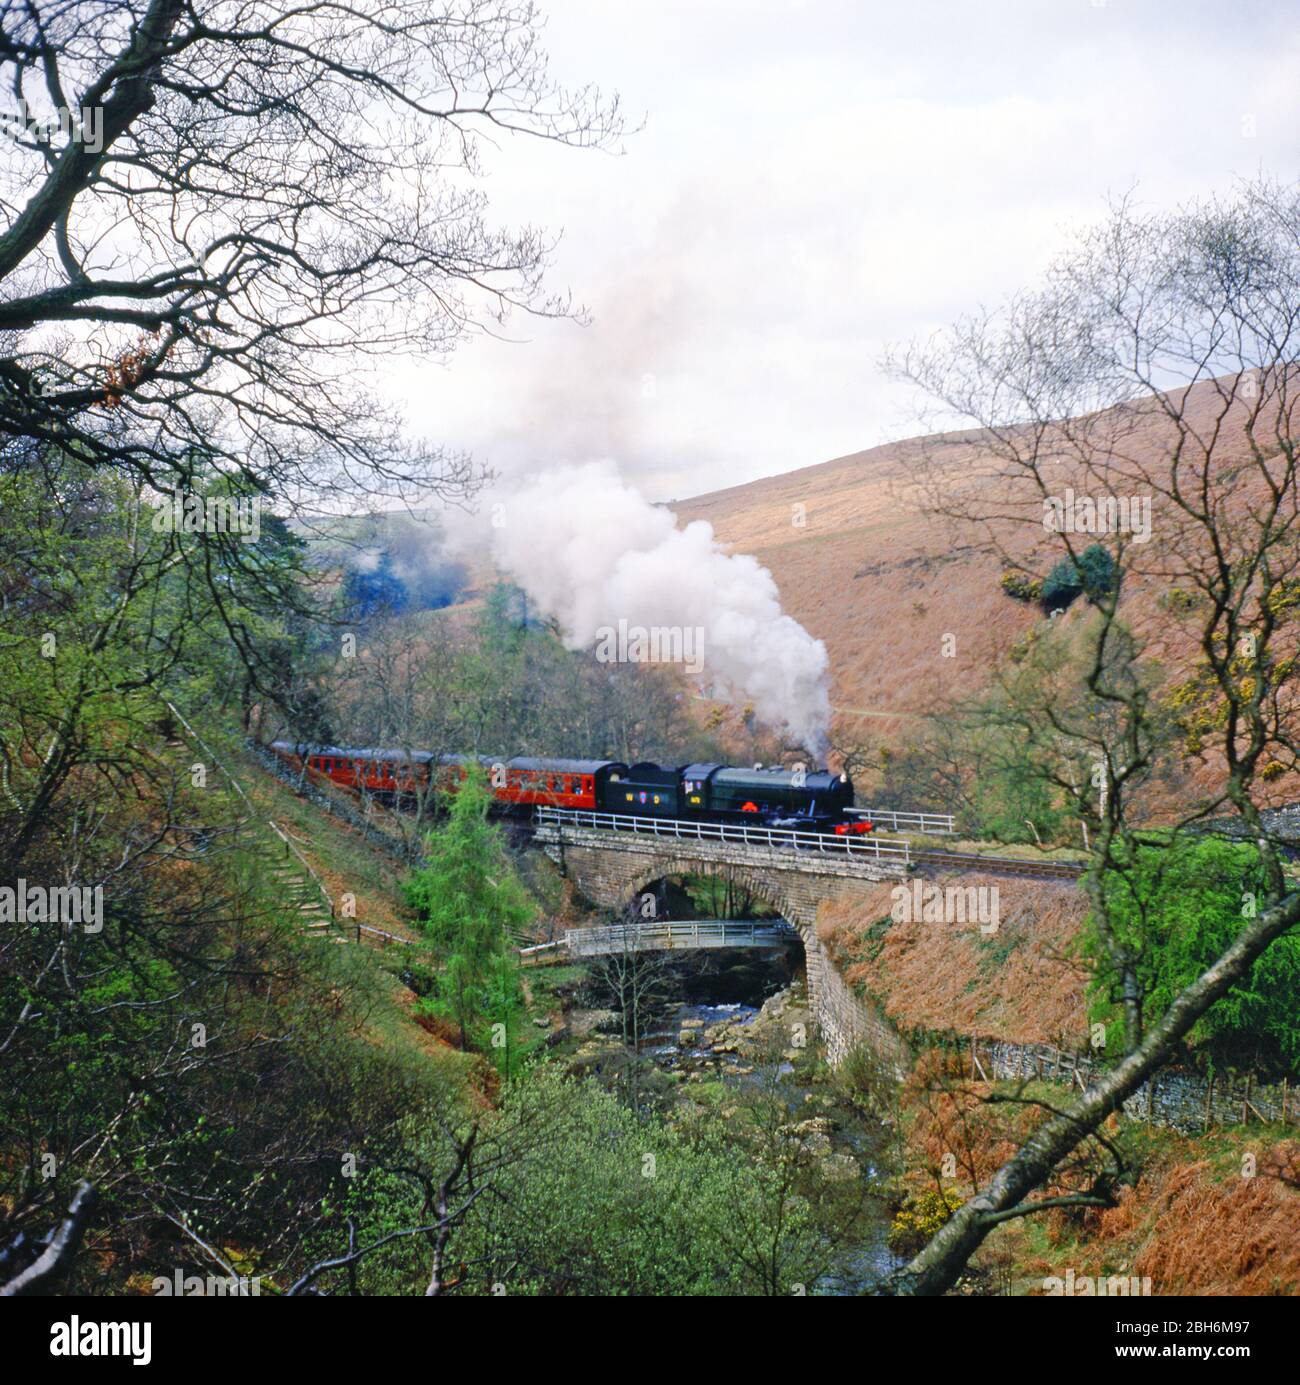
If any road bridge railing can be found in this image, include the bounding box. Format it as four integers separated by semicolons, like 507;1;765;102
519;919;800;961
534;806;911;868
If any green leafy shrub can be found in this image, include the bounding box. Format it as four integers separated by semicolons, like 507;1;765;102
1083;836;1300;1072
1041;555;1083;611
1040;544;1118;612
1078;543;1119;599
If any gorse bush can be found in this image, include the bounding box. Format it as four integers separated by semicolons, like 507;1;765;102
887;1188;963;1258
1000;570;1044;602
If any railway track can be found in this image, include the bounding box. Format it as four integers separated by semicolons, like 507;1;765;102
912;848;1086;880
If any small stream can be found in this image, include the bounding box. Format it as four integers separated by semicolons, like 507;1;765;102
617;953;900;1293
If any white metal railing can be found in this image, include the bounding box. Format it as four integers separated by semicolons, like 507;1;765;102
848;806;956;835
563;920;798;955
533;806;910;867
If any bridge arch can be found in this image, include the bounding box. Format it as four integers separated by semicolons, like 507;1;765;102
533;825;912;1074
618;859;804;931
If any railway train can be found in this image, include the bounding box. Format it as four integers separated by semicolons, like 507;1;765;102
268;741;873;835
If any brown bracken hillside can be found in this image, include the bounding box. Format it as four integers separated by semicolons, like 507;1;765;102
676;375;1299;810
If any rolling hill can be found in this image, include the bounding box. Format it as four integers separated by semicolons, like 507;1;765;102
675;375;1299;812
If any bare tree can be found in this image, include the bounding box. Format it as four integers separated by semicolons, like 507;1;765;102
882;176;1300;1294
0;0;624;506
587;899;678;1112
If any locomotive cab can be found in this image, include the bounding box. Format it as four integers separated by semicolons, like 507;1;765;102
680;763;722;816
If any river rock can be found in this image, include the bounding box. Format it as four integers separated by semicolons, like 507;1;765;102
567;1008;621;1036
779;1118;834;1154
823;1152;859;1181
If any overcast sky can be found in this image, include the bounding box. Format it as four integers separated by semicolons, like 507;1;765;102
390;0;1300;502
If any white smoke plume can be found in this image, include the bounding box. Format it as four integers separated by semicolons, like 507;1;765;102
489;462;831;753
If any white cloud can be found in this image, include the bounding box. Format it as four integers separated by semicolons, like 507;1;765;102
389;0;1300;499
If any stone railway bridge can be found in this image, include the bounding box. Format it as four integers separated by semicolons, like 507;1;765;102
532;817;912;1070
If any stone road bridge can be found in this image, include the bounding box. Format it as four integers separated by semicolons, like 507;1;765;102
529;807;913;1067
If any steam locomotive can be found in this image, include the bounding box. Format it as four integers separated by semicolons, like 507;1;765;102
269;742;872;835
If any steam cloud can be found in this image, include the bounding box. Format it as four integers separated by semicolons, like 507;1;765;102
489;462;831;752
314;514;467;615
